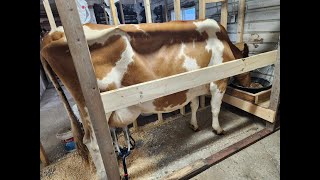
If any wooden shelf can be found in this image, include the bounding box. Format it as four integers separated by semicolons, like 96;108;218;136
223;86;275;123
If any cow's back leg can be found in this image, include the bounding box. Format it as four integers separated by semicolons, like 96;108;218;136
210;79;228;135
189;97;199;131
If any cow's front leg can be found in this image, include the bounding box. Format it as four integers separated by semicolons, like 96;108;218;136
210;80;227;135
189;97;200;131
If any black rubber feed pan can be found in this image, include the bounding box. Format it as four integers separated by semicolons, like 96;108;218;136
230;77;272;94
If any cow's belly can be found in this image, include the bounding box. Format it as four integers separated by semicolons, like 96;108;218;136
138;85;209;113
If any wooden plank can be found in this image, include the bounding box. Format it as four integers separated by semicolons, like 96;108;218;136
174;0;181;20
229;32;280;43
205;0;225;3
246;0;280;10
255;89;271;104
166;159;208;180
269;40;280;111
164;0;169;22
245;7;280;22
225;86;271;104
109;0;119;25
54;0;120;179
236;0;245;42
40;141;49;166
119;0;125;24
267;37;280;130
220;0;228;29
42;0;56;30
144;0;152;23
222;94;276;122
101;51;278;113
199;0;206;19
225;86;255;103
165;128;277;179
227;21;280;33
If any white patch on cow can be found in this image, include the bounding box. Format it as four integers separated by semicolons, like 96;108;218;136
97;35;134;89
193;19;224;66
210;82;224;134
48;25;127;46
179;43;200;71
111;106;141;127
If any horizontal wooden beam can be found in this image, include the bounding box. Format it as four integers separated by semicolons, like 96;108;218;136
205;0;225;3
100;50;277;113
222;94;276;122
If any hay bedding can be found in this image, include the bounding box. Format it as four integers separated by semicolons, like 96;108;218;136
40;124;165;180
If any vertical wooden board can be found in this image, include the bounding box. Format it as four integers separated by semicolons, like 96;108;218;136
199;0;206;19
40;142;49;166
144;0;152;23
54;0;120;179
164;0;169;21
119;0;125;24
269;37;280;111
42;0;56;30
174;0;181;20
220;0;228;29
236;0;245;42
109;0;119;25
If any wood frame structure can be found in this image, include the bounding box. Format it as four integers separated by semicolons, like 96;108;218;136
41;0;280;179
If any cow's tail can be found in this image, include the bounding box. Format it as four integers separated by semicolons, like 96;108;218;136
40;54;90;164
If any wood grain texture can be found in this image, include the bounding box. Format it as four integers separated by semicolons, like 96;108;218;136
101;51;278;113
55;0;120;179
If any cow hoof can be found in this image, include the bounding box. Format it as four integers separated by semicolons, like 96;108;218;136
189;124;199;132
213;129;225;135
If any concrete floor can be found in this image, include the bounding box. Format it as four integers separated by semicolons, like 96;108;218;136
40;86;280;180
40;85;76;162
191;130;280;180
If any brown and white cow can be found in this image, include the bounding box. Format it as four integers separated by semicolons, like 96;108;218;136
40;19;251;179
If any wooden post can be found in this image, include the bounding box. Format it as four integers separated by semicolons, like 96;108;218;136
236;0;245;43
119;0;125;24
267;37;280;130
237;0;246;42
144;0;152;23
54;0;120;179
109;0;119;25
164;0;168;22
42;0;57;30
133;120;139;131
199;0;206;19
220;0;228;29
40;141;50;166
174;0;181;20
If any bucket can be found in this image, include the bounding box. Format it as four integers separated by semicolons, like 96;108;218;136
56;127;76;153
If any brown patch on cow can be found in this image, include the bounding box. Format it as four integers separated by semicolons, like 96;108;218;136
215;79;228;93
121;56;156;86
153;90;188;111
184;41;212;68
90;35;126;80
